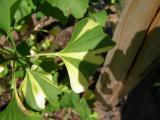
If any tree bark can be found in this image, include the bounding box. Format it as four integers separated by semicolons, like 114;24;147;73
96;0;160;107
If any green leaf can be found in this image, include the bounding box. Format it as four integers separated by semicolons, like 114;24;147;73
44;99;60;112
21;67;60;111
0;0;21;31
111;0;116;4
39;59;57;73
88;112;99;120
14;0;32;24
60;91;80;108
26;0;36;10
45;0;89;18
60;92;93;120
74;98;91;120
15;69;25;78
0;91;42;120
89;10;107;27
0;62;8;78
56;18;114;93
38;1;67;24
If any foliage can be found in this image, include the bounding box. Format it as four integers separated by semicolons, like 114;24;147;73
45;0;89;18
60;91;98;120
0;0;115;119
20;66;60;111
0;74;42;120
54;18;114;93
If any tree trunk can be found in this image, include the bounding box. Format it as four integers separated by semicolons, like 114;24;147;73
96;0;160;107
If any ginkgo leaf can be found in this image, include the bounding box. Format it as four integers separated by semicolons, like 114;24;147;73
38;1;67;24
0;88;42;120
55;18;115;93
46;0;89;18
89;10;107;27
0;0;21;31
21;67;60;111
14;0;32;24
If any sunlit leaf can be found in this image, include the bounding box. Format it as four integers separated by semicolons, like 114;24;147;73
0;0;21;31
111;0;116;4
14;0;32;24
89;10;107;27
45;0;89;18
21;67;60;111
55;18;114;93
26;0;36;10
0;63;8;78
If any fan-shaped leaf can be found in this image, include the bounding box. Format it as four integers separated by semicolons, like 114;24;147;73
21;68;60;111
46;0;89;18
56;18;115;93
0;90;42;120
89;10;107;27
14;0;32;24
0;0;21;31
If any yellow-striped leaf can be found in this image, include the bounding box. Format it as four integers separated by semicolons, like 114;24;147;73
21;67;60;111
0;85;42;120
56;18;115;93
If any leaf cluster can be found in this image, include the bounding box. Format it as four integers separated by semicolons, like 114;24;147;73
0;0;115;119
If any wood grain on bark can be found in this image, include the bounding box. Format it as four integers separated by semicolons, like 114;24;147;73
96;0;160;107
